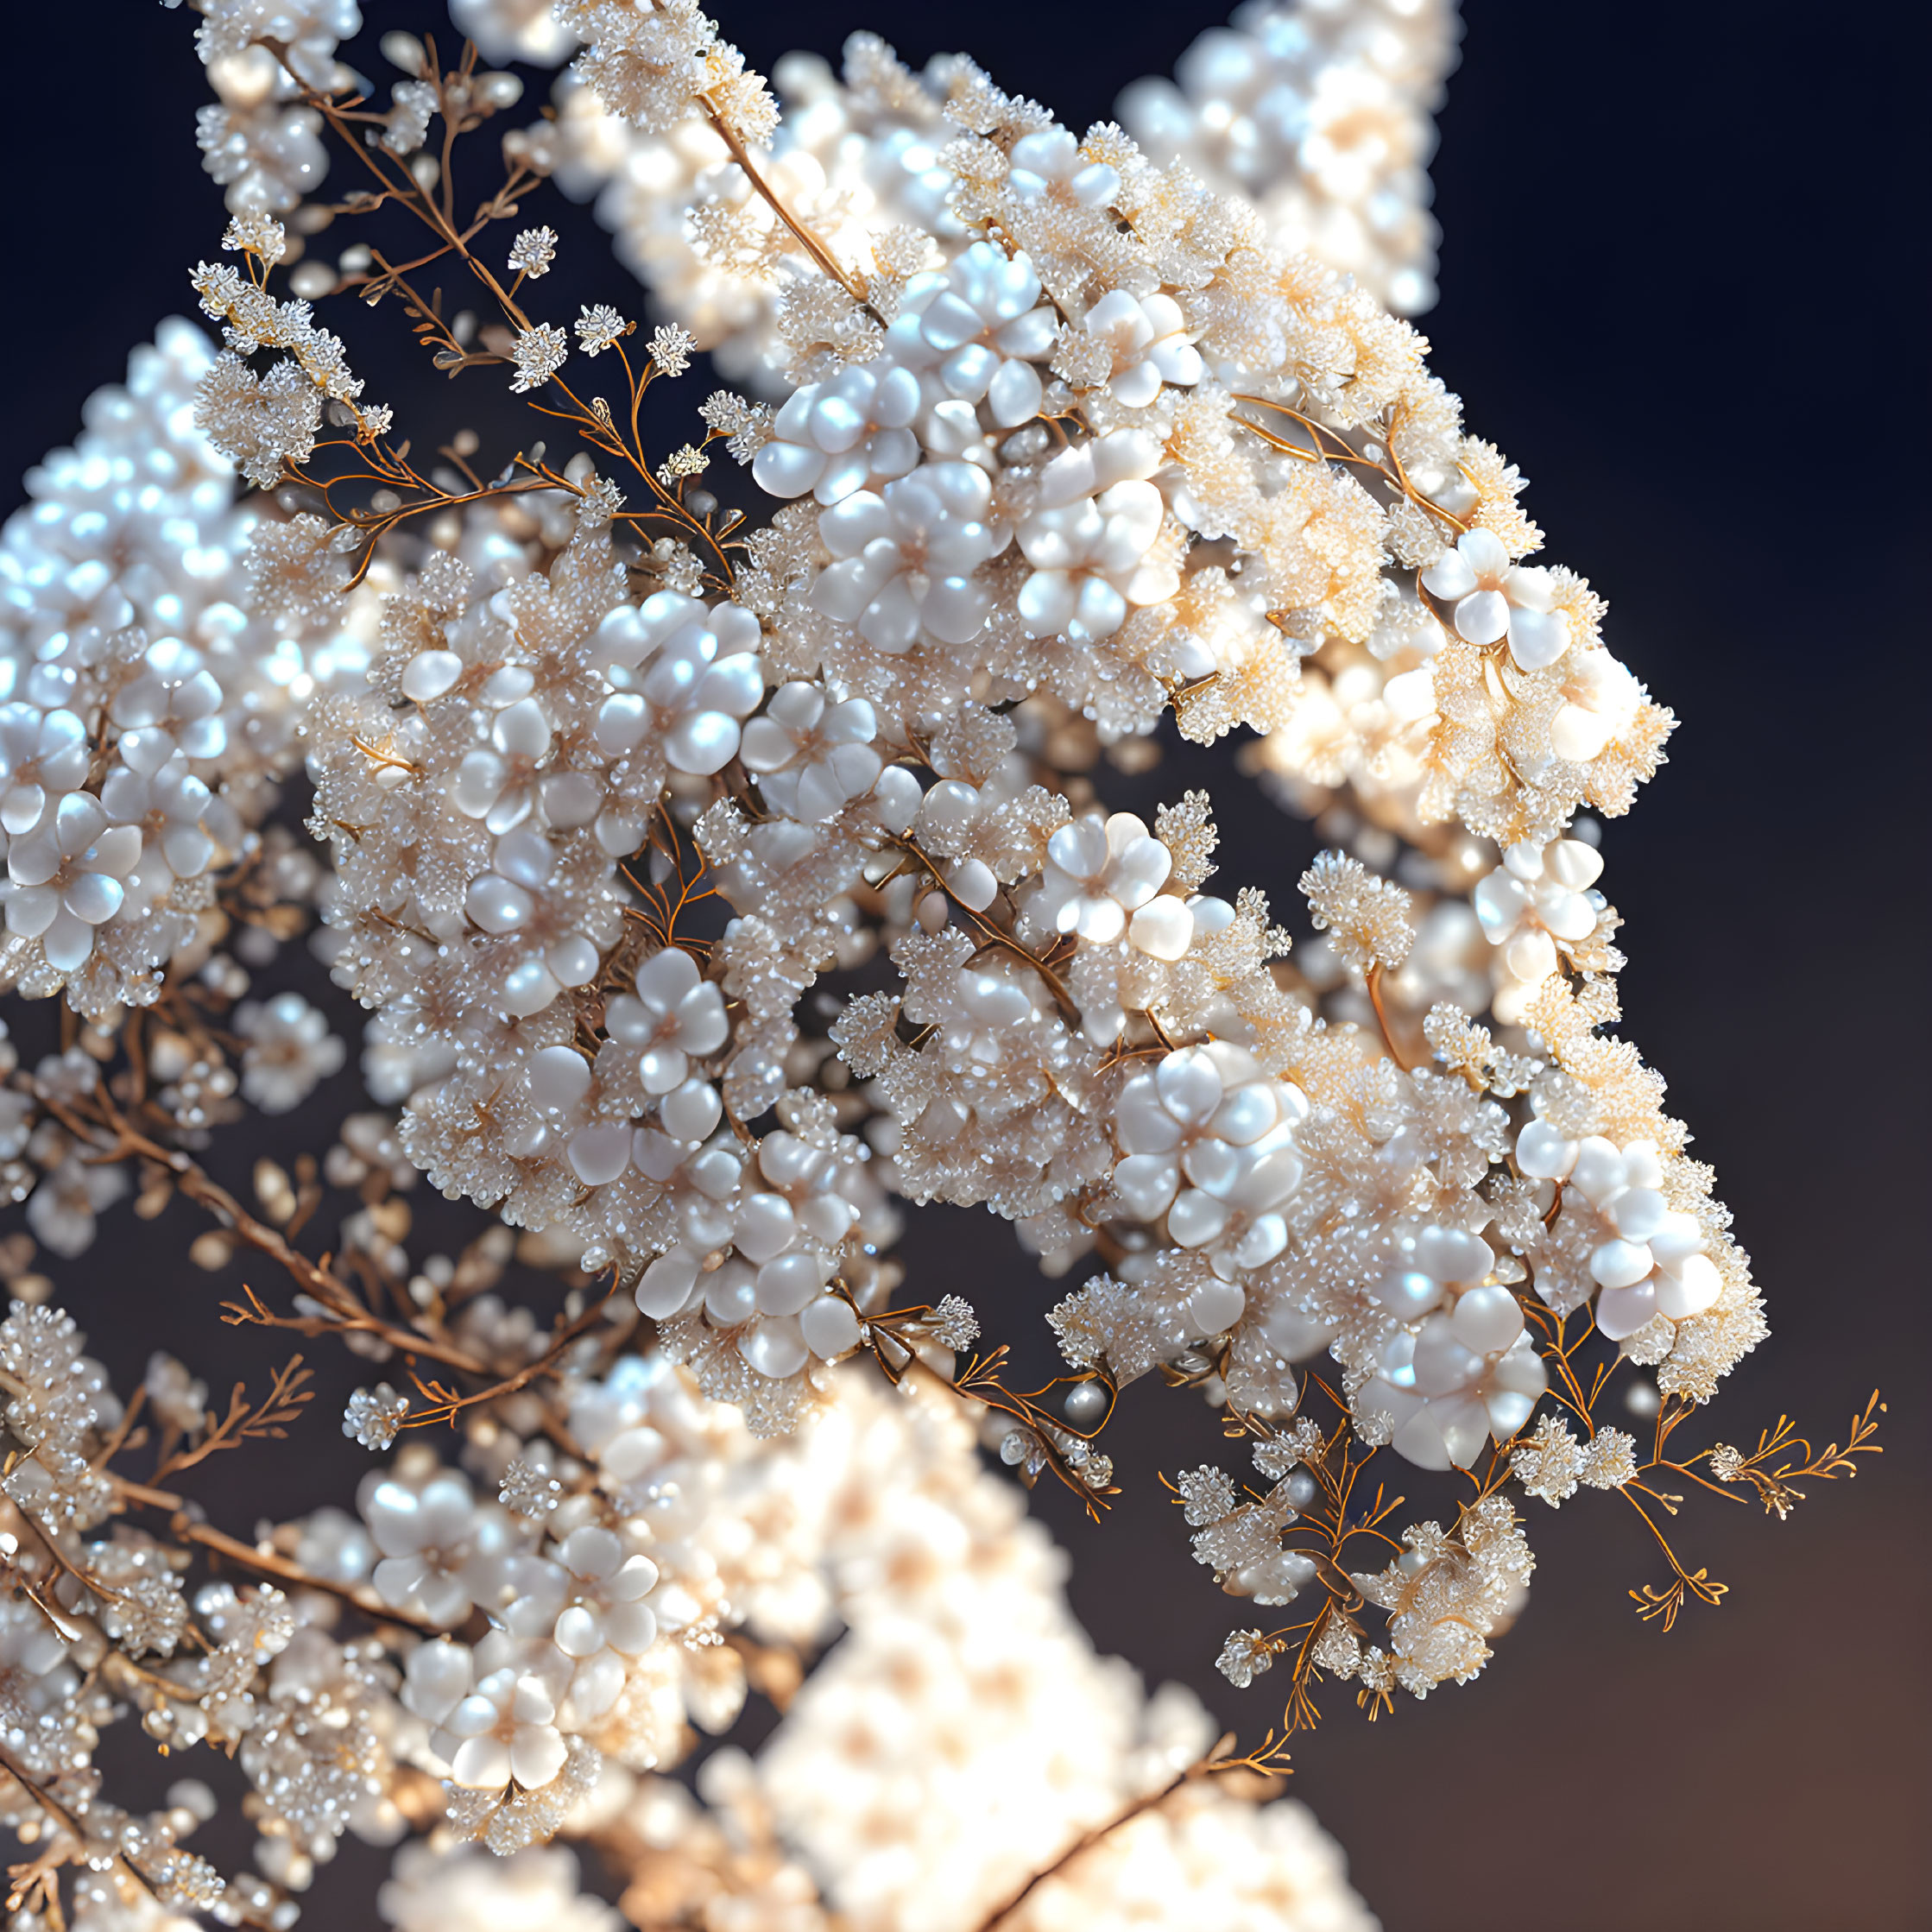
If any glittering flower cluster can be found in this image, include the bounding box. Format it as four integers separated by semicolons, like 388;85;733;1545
0;1297;1377;1930
0;3;1880;1926
0;294;370;1022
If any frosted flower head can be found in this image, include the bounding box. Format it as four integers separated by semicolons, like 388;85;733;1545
508;226;559;279
221;211;286;260
566;0;718;136
193;350;324;487
344;1383;410;1451
1215;1628;1277;1689
1421;527;1570;670
1299;849;1415;975
575;304;631;357
647;324;695;376
810;462;1000;652
509;324;570;392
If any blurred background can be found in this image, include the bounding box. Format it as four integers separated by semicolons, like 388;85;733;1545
3;2;1925;1927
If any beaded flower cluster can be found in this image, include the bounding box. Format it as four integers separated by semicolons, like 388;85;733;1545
0;3;1880;1929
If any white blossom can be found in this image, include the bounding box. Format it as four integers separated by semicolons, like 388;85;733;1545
237;990;346;1113
811;462;1001;650
888;241;1058;427
1015;430;1175;641
1079;287;1203;407
750;363;923;505
508;226;559;279
1421;527;1571;669
509;324;570;392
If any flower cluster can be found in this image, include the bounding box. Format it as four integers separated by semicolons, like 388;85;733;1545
1119;0;1462;314
284;0;1779;1713
0;3;1880;1924
0;1293;1376;1930
0;310;369;1020
544;0;1457;395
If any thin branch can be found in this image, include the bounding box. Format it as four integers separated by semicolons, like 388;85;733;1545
974;1742;1250;1929
700;104;870;304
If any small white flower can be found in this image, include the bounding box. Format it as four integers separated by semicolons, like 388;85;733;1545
0;704;90;837
1111;1040;1309;1287
1;794;144;975
751;363;922;505
1365;1221;1498;1323
1518;1127;1722;1339
811;462;1001;652
1357;1290;1547;1471
1474;836;1604;1019
101;754;216;886
237;990;345;1114
1548;646;1643;764
508;225;559;279
403;1634;570;1791
1007;128;1121;208
886;241;1058;429
110;637;227;773
509;323;569;392
1079;288;1202;407
605;948;729;1095
1015;430;1175;642
462;828;607;1019
647;323;695;376
575;303;630;356
364;1468;514;1628
740;683;887;824
1420;527;1571;670
1028;810;1173;945
590;591;766;793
